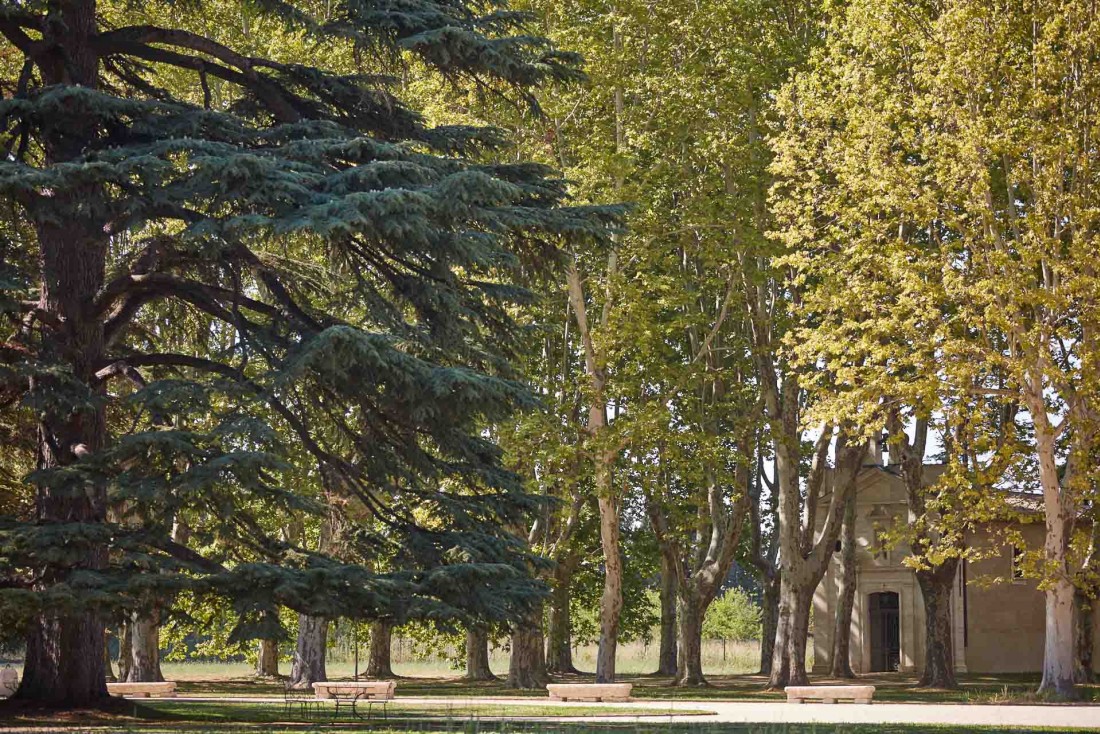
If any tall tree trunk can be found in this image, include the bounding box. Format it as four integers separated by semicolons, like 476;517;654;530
465;627;495;681
256;639;280;678
366;621;395;678
887;412;959;689
916;560;958;688
565;263;622;684
1075;591;1095;684
674;590;707;686
830;492;858;679
290;615;328;688
1073;589;1091;686
763;370;803;691
656;551;678;677
104;630;116;683
546;563;578;675
785;586;814;686
127;610;164;683
1074;506;1098;684
116;622;132;684
507;607;548;689
768;430;864;689
758;573;780;676
1041;577;1078;698
15;0;110;707
768;573;794;687
1034;419;1077;699
594;463;622;683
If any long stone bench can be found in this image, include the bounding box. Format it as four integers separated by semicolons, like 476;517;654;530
312;681;396;700
785;685;874;704
546;683;632;702
107;681;177;698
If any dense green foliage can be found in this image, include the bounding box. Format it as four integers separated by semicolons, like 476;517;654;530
2;0;1099;705
0;0;616;702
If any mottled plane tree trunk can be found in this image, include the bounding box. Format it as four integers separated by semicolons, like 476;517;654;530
748;449;781;677
648;432;754;686
546;554;581;675
830;491;858;679
290;517;336;688
566;256;624;684
762;417;866;689
654;549;679;677
1075;509;1098;684
886;412;959;689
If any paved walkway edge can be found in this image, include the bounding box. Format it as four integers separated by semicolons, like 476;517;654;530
152;695;1100;729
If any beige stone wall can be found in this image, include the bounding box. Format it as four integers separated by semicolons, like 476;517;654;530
962;523;1093;673
812;467;1100;676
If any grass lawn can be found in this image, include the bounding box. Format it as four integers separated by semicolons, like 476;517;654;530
0;710;1090;734
0;699;713;728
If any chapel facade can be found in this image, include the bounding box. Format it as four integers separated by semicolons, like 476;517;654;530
811;462;1100;675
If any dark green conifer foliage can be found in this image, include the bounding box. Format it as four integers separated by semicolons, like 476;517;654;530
0;0;614;706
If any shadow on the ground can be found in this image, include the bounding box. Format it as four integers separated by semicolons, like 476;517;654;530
172;671;1100;705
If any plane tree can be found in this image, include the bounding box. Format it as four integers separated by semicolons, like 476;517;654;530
770;0;1100;698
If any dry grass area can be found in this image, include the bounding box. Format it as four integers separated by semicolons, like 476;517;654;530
160;639;763;682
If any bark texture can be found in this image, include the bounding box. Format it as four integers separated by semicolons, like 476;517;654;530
14;0;110;707
290;615;328;687
507;609;548;689
566;263;623;684
126;610;164;682
256;639;280;678
366;621;395;678
886;412;958;689
830;491;857;679
655;550;679;677
546;557;580;675
116;622;132;683
916;562;959;688
465;627;495;681
767;426;865;688
1031;401;1079;699
1075;591;1096;684
594;470;623;683
1042;578;1078;697
758;573;780;676
675;592;706;686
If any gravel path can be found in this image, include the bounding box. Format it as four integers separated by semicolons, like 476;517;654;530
166;694;1100;729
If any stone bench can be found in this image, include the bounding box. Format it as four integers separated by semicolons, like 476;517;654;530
546;683;632;702
312;681;396;700
107;681;177;698
785;685;875;704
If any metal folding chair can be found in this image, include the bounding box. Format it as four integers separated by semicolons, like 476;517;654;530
283;679;320;720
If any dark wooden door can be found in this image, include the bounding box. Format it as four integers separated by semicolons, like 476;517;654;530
869;591;900;672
